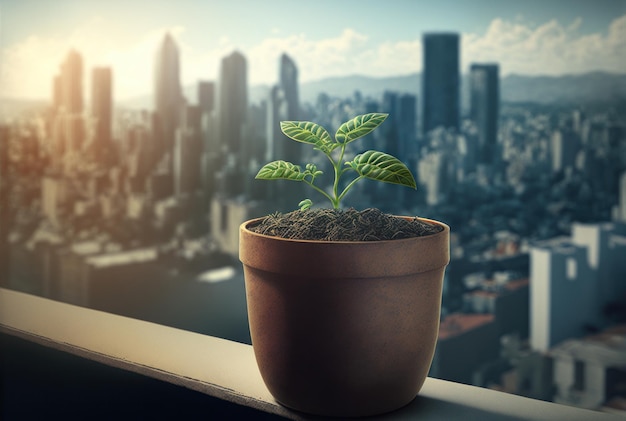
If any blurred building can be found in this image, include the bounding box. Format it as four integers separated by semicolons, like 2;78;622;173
263;53;301;211
551;324;626;410
417;127;460;206
430;313;499;385
0;125;10;281
154;32;183;163
210;197;268;258
174;105;203;198
530;222;626;352
280;53;299;122
613;171;626;223
51;50;86;173
422;32;459;135
470;63;499;165
463;276;529;339
90;67;113;165
217;51;247;158
59;49;83;114
551;128;580;173
197;81;215;115
216;51;248;197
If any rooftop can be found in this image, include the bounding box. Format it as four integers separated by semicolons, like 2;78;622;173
438;313;495;340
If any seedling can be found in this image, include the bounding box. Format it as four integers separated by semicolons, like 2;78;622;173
256;113;417;210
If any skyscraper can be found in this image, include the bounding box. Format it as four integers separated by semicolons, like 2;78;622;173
266;85;287;162
174;105;203;198
217;51;247;156
276;53;300;164
470;63;499;165
91;67;112;164
60;49;83;114
216;51;248;197
197;81;215;115
154;33;183;157
422;33;459;136
54;50;85;161
279;53;299;121
264;53;301;210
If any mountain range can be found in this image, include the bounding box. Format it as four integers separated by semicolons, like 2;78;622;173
293;71;626;109
2;72;625;118
180;71;626;110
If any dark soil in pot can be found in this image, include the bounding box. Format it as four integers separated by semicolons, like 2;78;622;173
248;207;443;241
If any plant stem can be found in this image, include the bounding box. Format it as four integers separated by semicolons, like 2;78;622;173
330;145;347;209
304;179;334;205
338;175;364;203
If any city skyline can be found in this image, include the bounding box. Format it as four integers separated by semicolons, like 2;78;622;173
2;4;625;411
1;0;626;100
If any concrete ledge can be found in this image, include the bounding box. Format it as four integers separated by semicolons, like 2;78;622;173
0;288;619;420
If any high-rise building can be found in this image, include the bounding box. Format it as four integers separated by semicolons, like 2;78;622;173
217;51;247;157
263;53;302;210
91;67;113;163
381;91;400;157
397;93;418;161
198;81;215;115
422;33;459;135
216;51;247;198
266;85;287;163
279;53;299;121
154;33;183;157
174;105;203;198
551;129;580;173
52;75;62;114
52;50;85;162
529;223;626;352
60;49;83;114
470;63;499;165
274;53;301;164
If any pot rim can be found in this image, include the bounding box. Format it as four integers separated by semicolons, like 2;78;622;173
239;215;450;277
240;215;450;246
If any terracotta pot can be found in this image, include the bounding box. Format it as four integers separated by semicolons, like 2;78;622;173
239;216;450;417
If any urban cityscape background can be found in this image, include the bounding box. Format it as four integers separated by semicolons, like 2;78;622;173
1;1;626;415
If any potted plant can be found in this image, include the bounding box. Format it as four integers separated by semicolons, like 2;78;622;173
239;113;450;417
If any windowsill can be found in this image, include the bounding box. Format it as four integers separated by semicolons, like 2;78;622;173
0;287;619;420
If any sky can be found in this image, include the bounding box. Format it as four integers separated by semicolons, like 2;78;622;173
1;0;626;100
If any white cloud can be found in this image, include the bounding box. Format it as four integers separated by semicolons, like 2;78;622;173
2;14;626;100
0;19;187;100
244;28;421;85
246;28;371;85
0;35;65;99
462;14;626;75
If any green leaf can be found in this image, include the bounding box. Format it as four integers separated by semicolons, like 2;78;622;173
349;150;417;189
335;113;388;144
255;161;306;181
280;121;337;153
298;199;313;211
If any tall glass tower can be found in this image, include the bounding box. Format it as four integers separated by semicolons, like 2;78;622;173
279;53;299;121
154;33;183;156
470;63;499;165
422;33;459;136
91;67;112;159
218;51;247;156
61;49;83;114
216;51;248;197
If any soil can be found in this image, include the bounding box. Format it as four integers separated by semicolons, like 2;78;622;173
249;208;444;241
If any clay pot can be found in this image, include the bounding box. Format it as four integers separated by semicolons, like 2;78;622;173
239;216;450;417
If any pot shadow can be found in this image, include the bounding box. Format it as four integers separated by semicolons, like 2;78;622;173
376;395;528;420
276;394;527;420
